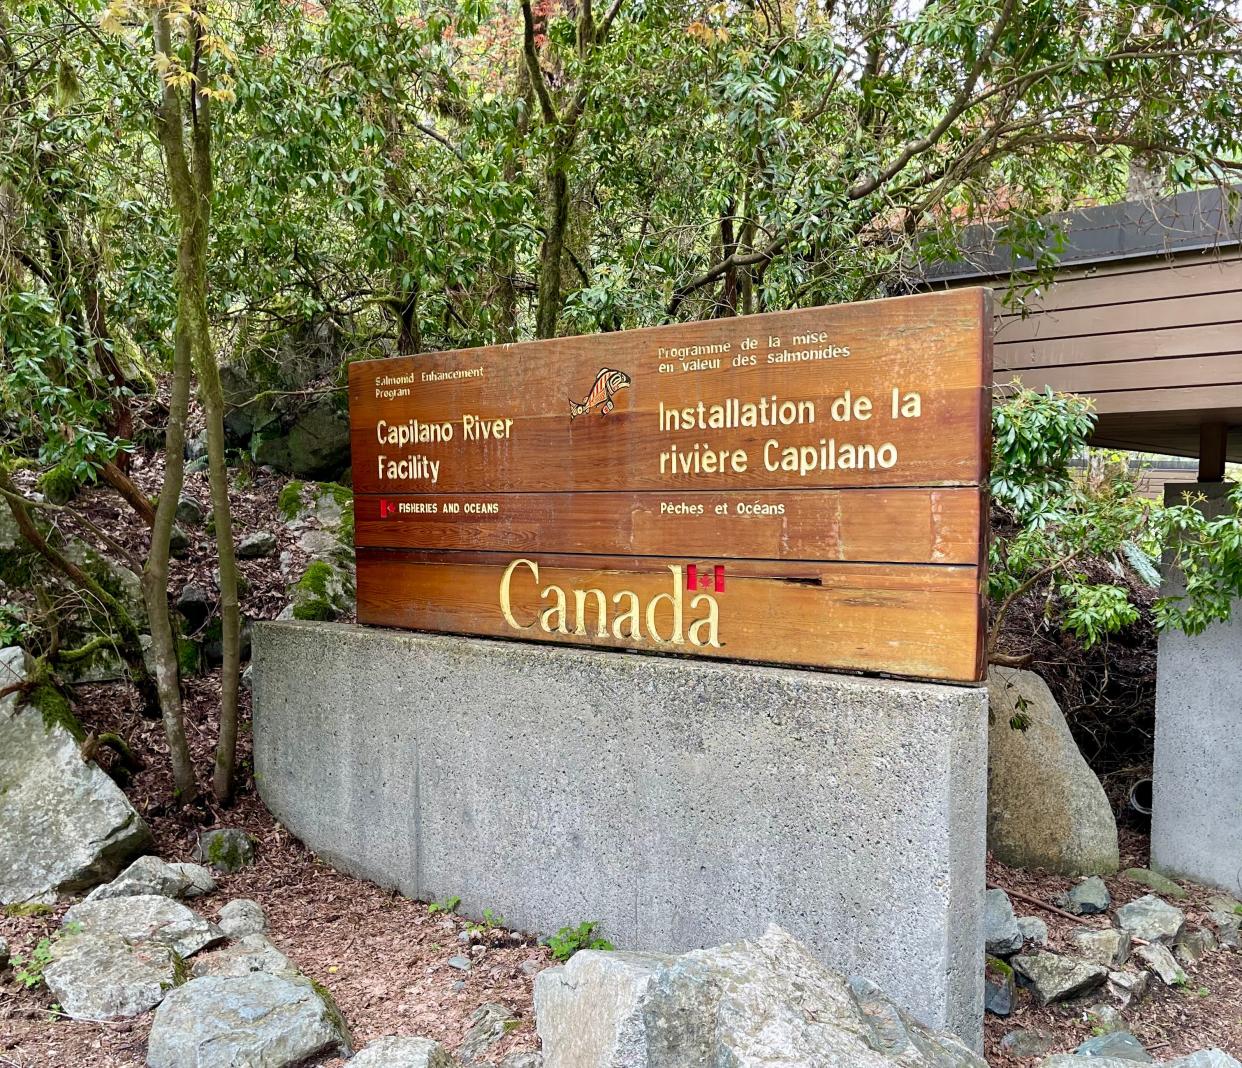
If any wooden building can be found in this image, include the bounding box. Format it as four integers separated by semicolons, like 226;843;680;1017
926;188;1242;480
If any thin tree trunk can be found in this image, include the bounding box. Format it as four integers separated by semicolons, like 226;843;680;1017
181;13;240;803
146;4;198;803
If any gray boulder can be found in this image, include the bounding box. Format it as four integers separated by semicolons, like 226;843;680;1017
1018;916;1049;946
985;889;1024;956
352;1037;460;1067
988;668;1119;875
0;935;8;971
499;1055;543;1068
44;931;178;1021
190;934;298;980
169;862;218;897
194;827;258;873
253;394;351;480
1175;929;1216;967
0;682;152;903
237;531;278;559
176;584;213;631
534;925;986;1068
1074;1031;1153;1062
1001;1029;1055;1057
1106;968;1150;1007
146;973;351;1067
86;855;217;902
1063;876;1111;915
1207;911;1241;950
985;956;1016;1016
1011;950;1108;1005
459;1002;515;1063
217;898;266;939
1134;942;1186;986
1116;895;1186;944
176;496;205;528
1069;927;1131;968
64;894;223;958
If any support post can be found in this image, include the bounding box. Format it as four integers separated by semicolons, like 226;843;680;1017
1198;422;1228;483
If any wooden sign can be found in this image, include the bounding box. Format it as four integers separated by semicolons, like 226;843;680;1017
349;289;991;683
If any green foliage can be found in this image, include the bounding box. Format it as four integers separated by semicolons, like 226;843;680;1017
546;921;614;962
466;907;506;934
10;937;54;989
428;895;462;916
989;388;1242;661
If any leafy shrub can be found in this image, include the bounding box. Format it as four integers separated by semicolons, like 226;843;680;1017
546;921;614;962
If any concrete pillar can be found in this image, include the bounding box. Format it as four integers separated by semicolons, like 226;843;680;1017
1152;483;1242;896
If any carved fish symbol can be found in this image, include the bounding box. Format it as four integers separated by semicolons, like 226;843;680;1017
570;368;631;420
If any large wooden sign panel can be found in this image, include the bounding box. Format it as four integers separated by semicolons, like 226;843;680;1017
349;289;991;682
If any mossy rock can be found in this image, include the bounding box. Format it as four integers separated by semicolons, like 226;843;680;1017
277;481;307;522
193;828;258;873
39;464;79;506
30;680;86;744
290;560;354;622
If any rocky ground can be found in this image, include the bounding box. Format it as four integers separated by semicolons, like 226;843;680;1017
984;828;1242;1064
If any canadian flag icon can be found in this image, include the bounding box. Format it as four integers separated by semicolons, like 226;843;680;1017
685;564;725;593
379;499;397;518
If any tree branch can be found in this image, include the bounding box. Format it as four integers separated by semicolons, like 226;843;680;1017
519;0;558;126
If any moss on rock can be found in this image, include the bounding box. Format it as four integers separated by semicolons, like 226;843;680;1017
277;481;306;521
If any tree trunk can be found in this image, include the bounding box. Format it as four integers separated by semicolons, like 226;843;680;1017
535;154;570;340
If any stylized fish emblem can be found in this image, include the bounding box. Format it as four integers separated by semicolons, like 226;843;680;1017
570;368;631;421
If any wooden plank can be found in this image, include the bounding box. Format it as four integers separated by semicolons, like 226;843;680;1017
995;257;1242;319
1089;384;1242;415
995;323;1242;370
353;487;982;565
996;354;1242;396
355;548;985;683
348;290;991;494
995;291;1242;344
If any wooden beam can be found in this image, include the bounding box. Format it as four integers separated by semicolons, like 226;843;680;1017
1199;422;1229;482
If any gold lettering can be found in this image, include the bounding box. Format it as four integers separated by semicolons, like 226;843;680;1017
539;584;568;634
573;587;609;637
688;593;721;648
499;559;539;630
611;591;640;639
645;566;684;644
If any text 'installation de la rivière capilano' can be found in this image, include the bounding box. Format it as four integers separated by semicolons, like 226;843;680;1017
347;288;992;683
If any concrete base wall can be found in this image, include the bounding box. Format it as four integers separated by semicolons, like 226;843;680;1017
1153;484;1242;896
252;621;987;1041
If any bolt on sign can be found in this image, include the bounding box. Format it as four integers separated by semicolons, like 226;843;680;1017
349;289;991;683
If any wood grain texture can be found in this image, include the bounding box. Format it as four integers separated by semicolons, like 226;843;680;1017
349;289;991;494
355;548;985;682
353;487;983;564
348;290;990;682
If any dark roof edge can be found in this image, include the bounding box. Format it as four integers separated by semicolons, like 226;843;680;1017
923;186;1242;283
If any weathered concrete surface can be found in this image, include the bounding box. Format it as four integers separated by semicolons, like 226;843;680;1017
253;621;988;1041
1153;484;1242;897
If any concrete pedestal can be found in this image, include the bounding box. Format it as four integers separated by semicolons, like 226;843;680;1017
1152;483;1242;896
252;621;987;1041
